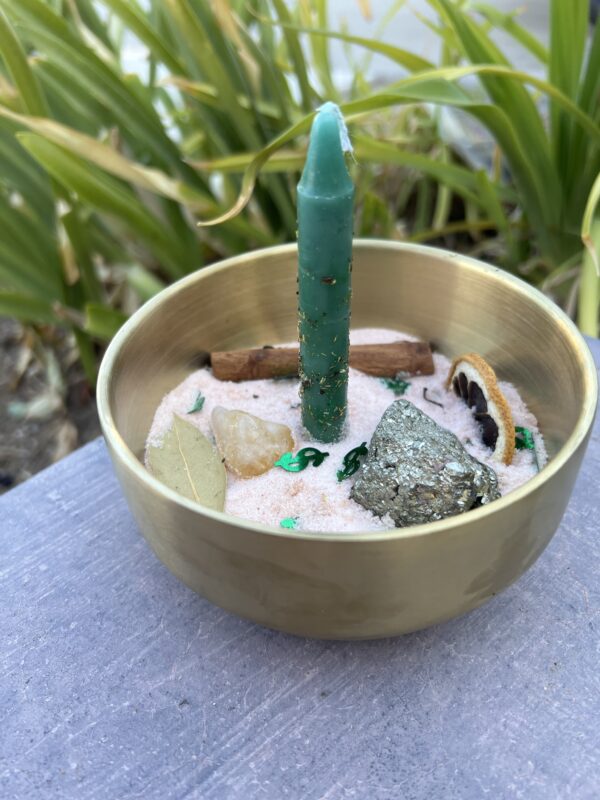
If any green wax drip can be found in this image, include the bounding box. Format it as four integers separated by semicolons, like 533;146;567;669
297;102;354;443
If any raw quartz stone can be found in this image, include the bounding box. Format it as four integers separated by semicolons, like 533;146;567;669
211;406;294;478
351;399;500;527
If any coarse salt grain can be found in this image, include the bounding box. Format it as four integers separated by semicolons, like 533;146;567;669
146;328;546;533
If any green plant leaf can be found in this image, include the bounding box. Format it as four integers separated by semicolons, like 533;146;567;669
563;14;600;219
164;75;283;120
84;303;128;339
0;122;54;222
0;104;274;245
100;0;186;75
0;7;48;115
582;172;600;277
407;217;499;243
17;131;193;278
73;327;97;384
197;61;599;229
234;17;294;122
0;106;212;210
72;0;115;53
428;0;564;232
472;3;548;64
269;0;314;112
0;290;60;325
195;111;315;225
474;169;510;233
190;148;304;174
59;206;103;303
549;0;589;190
254;14;435;73
578;218;600;336
1;0;182;168
549;0;588;101
352;133;514;204
122;264;166;302
431;144;452;231
299;0;336;98
162;0;263;151
0;195;61;289
34;58;112;133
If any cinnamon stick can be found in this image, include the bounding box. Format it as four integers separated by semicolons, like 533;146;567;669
210;341;434;381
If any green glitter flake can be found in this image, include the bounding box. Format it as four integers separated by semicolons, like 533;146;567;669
381;377;410;395
337;442;368;481
187;392;205;413
515;426;535;450
280;517;299;530
274;447;330;473
515;426;540;471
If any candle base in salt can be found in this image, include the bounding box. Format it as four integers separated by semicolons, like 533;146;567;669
145;328;546;533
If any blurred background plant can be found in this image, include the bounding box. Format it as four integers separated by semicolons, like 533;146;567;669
0;0;598;487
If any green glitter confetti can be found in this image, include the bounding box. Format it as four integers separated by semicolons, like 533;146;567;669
337;442;368;481
515;426;535;450
274;446;330;472
280;517;298;530
275;453;303;472
187;392;205;413
515;426;540;471
381;377;410;395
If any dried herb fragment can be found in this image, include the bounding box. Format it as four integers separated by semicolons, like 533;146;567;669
187;392;205;414
422;387;444;408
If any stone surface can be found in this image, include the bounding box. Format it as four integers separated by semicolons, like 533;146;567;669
351;399;500;526
211;406;294;478
0;338;598;800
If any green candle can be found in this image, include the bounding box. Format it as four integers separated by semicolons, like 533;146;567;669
297;102;354;443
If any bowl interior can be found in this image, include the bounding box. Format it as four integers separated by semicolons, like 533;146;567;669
104;241;594;476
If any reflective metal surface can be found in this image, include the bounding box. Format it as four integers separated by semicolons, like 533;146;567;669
97;241;598;639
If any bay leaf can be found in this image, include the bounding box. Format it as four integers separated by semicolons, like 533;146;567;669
146;415;226;511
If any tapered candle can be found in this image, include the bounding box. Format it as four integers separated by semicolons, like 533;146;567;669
297;102;354;443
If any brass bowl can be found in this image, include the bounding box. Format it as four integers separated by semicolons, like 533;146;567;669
97;241;597;639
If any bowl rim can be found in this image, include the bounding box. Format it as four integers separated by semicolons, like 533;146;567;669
97;239;598;543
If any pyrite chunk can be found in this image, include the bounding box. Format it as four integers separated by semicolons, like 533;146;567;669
351;400;500;527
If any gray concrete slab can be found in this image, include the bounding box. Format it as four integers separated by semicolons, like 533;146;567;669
1;339;598;799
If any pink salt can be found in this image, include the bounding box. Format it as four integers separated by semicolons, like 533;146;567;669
146;328;546;533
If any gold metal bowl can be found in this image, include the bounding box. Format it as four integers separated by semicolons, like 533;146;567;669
97;241;597;639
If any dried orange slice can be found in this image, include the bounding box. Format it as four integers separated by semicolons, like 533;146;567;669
446;353;515;465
